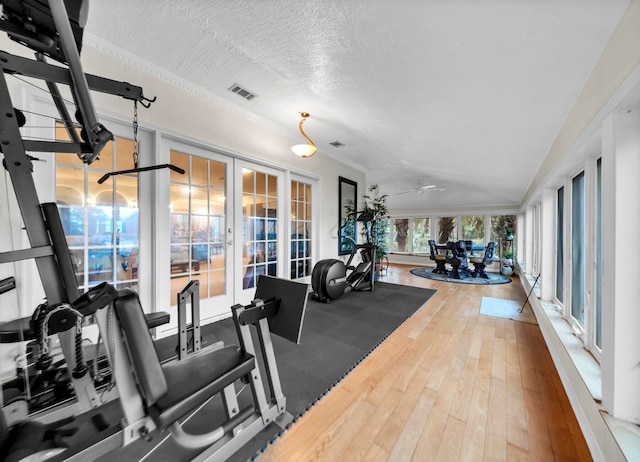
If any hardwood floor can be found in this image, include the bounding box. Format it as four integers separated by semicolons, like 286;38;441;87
258;264;592;462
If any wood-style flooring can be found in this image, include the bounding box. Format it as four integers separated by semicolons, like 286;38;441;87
258;264;592;462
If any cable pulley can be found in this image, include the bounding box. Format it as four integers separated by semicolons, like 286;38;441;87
97;99;185;184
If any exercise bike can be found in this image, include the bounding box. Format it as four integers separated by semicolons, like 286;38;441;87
311;242;377;303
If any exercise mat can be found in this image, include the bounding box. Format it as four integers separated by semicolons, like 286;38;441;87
96;281;436;462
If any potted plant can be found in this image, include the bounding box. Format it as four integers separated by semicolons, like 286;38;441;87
502;250;513;267
501;264;514;277
504;226;514;241
360;184;389;275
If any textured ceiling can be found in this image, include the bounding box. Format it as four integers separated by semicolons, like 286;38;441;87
84;0;629;211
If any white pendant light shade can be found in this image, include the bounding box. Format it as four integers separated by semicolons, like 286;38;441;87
291;143;317;158
291;112;316;158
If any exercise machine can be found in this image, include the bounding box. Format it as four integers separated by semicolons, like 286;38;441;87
311;242;376;303
1;275;309;461
0;1;308;460
0;0;172;425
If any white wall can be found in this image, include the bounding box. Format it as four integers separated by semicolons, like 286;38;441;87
523;0;640;205
516;2;640;459
77;40;367;264
0;38;366;311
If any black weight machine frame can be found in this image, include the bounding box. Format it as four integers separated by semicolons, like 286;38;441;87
0;0;184;432
0;0;188;421
0;0;161;420
0;2;301;460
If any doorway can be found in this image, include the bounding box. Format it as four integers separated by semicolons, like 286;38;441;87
158;142;285;334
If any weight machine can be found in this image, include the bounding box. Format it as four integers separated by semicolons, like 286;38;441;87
0;0;159;426
0;1;305;460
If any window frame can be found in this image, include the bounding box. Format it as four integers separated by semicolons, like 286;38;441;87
387;214;516;254
593;156;603;354
569;169;586;336
555;185;565;306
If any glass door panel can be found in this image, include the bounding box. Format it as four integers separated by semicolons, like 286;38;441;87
235;161;284;305
166;147;233;326
290;178;313;279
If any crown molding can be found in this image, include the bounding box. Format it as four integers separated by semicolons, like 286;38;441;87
82;33;368;176
84;34;283;130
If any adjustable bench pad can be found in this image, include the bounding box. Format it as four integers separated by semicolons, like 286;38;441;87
151;346;255;431
113;288;256;432
143;311;170;329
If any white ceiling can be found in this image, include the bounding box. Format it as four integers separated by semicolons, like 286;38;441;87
84;0;629;211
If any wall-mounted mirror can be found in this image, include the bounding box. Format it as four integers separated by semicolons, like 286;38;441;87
338;176;357;255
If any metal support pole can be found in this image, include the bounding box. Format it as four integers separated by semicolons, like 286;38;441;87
47;0;112;163
0;64;66;304
520;273;541;313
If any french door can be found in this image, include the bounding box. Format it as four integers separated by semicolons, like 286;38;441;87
30;96;287;333
161;142;235;333
158;142;284;335
233;160;285;306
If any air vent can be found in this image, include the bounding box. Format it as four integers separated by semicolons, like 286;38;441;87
329;141;345;148
227;84;257;101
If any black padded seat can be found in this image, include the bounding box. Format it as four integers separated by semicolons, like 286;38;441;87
144;311;170;329
428;239;447;275
151;345;254;431
113;288;256;432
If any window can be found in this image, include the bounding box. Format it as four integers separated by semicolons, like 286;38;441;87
389;218;429;253
388;215;514;253
595;158;602;348
490;215;516;242
490;215;516;258
412;218;430;253
169;150;227;301
56;124;139;291
372;218;389;257
391;219;410;252
571;171;585;327
461;215;484;246
532;204;541;277
556;186;564;303
290;180;312;279
437;216;457;244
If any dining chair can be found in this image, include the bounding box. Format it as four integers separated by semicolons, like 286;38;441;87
469;241;496;278
428;240;448;274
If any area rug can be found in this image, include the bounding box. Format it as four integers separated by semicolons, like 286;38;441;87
97;281;436;462
410;267;512;285
479;296;537;324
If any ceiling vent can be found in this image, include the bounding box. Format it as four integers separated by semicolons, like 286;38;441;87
329;141;345;148
227;84;257;101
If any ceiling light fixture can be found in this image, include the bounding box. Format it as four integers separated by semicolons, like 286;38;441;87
291;112;316;158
